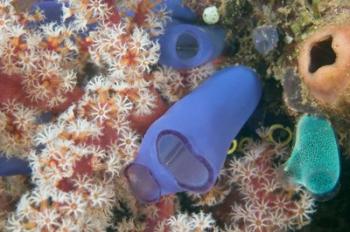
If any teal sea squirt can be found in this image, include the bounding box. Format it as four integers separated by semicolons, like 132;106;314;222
284;115;340;198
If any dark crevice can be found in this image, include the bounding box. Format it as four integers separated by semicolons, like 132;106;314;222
309;36;336;73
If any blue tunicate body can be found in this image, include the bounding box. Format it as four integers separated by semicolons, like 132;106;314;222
125;66;262;203
35;111;53;124
252;25;279;56
158;20;225;69
160;0;197;22
31;0;63;23
284;115;340;198
0;154;31;176
30;0;97;32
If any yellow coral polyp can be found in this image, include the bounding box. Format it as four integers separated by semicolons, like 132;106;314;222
238;137;253;152
227;139;238;155
22;222;37;230
45;36;63;51
10;37;27;51
268;124;293;146
41;75;61;92
32;10;45;22
122;50;138;66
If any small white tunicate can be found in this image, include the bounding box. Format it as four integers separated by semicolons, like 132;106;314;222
202;6;220;25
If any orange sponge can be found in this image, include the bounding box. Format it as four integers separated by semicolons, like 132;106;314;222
298;25;350;105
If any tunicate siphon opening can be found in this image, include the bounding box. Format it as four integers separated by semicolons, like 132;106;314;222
176;33;199;59
309;36;336;73
125;163;161;203
157;131;210;190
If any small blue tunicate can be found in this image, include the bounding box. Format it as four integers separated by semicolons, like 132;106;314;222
36;112;53;124
0;153;31;176
158;20;226;69
252;25;279;56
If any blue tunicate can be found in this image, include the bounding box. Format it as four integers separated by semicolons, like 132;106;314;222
125;66;262;203
158;20;225;69
252;25;279;56
284;115;340;198
159;0;197;22
36;112;53;124
0;154;31;176
31;0;63;23
30;0;97;32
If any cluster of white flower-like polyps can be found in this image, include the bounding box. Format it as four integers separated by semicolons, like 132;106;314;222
0;101;39;157
0;2;80;108
89;24;161;80
154;211;216;232
0;0;83;158
227;133;317;231
1;0;224;231
186;168;232;207
2;0;171;231
5;72;137;232
153;63;216;103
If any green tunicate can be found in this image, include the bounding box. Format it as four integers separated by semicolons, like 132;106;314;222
284;115;340;197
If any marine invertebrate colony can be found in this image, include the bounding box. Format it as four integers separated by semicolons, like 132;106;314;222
0;0;174;231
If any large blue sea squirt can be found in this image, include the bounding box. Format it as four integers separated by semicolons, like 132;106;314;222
284;115;340;199
125;66;262;203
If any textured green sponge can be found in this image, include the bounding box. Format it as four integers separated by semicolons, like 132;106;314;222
284;115;340;196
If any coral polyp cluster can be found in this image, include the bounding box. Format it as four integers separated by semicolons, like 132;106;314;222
0;5;81;108
228;142;316;231
0;0;170;231
0;101;38;157
0;0;218;231
184;130;317;232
